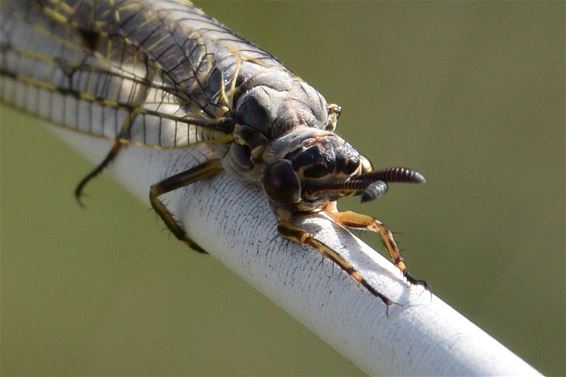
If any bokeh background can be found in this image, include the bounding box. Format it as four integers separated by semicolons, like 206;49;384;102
1;1;563;376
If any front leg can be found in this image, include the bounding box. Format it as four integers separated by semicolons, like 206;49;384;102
324;203;430;290
278;220;395;310
149;159;223;254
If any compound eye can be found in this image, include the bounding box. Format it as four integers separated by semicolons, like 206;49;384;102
262;160;301;204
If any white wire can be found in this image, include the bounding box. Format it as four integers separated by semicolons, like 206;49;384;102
51;126;542;377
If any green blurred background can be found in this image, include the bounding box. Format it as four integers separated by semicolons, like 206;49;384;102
1;1;563;376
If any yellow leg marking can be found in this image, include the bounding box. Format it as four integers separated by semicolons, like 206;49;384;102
324;205;430;290
278;221;394;311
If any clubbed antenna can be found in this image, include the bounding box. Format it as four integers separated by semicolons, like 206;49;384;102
303;179;369;197
303;167;425;202
359;167;426;184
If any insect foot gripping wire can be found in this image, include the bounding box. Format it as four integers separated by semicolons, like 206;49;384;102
277;220;401;315
0;0;429;309
324;206;430;290
149;159;224;254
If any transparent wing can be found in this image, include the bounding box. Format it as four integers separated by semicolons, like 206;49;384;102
38;0;288;114
0;0;250;148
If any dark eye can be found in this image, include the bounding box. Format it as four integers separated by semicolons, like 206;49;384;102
262;160;301;204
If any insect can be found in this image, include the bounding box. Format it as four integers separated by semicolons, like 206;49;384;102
0;0;429;307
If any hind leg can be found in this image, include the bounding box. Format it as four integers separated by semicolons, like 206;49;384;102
74;66;156;204
74;140;125;205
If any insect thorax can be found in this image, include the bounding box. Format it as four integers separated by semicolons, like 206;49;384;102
223;70;333;182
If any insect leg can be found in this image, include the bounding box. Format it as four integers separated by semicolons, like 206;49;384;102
73;108;144;205
324;204;430;290
149;159;223;254
277;221;394;309
75;65;156;204
74;140;125;206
